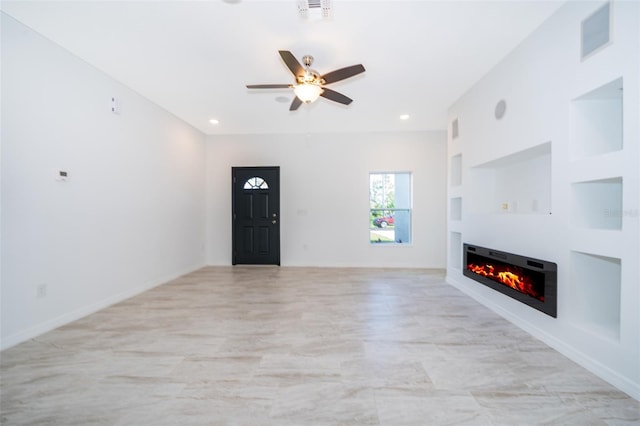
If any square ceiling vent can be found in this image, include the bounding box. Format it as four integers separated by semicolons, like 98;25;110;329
298;0;331;20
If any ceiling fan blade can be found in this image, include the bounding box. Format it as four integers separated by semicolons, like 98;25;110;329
279;50;304;78
289;96;303;111
320;88;353;105
321;64;365;85
246;84;292;89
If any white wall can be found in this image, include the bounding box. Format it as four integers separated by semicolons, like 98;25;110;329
446;1;639;399
1;14;207;349
206;131;446;268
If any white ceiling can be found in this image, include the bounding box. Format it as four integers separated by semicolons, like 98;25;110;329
2;0;564;135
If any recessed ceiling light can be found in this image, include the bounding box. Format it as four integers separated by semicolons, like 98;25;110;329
400;114;410;120
209;119;220;125
275;96;290;104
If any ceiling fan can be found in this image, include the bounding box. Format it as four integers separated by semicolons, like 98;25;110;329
246;50;365;111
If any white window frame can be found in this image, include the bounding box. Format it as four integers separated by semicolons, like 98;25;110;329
369;172;412;245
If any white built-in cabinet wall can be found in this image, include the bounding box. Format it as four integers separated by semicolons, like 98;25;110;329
446;1;639;400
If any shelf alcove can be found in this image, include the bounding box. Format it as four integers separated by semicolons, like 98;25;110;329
469;142;551;215
450;197;462;221
450;154;462;187
571;177;623;230
571;77;623;159
451;118;459;140
569;251;621;340
449;231;462;270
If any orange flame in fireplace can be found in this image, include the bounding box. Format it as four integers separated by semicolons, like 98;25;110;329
467;263;543;301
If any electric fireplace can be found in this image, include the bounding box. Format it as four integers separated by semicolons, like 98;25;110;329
463;244;557;317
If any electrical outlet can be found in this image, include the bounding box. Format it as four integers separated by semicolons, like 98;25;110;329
36;284;47;299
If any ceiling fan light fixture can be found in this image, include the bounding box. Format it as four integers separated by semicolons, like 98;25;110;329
246;50;364;111
293;83;323;103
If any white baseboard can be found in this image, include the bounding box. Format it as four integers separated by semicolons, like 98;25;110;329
0;263;205;351
445;273;640;401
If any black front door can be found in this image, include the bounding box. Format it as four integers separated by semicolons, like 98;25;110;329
232;167;280;265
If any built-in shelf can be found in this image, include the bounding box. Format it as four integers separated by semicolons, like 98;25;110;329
569;251;621;341
571;177;622;230
449;231;462;271
450;197;462;221
469;142;551;215
571;77;622;159
450;154;462;187
451;118;459;140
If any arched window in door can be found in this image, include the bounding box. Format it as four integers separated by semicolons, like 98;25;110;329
243;176;269;190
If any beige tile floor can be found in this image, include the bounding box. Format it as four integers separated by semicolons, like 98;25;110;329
1;267;638;425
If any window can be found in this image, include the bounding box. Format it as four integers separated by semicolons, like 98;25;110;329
243;176;269;190
370;172;411;244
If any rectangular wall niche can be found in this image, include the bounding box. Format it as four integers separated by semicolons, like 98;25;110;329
571;177;622;230
449;232;462;270
450;197;462;221
571;77;623;159
451;118;459;139
469;142;551;214
450;154;462;187
570;251;621;340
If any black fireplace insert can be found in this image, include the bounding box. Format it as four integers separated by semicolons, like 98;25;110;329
463;243;557;317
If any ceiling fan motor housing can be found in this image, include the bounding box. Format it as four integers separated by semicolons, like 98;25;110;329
297;55;324;85
298;70;323;85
